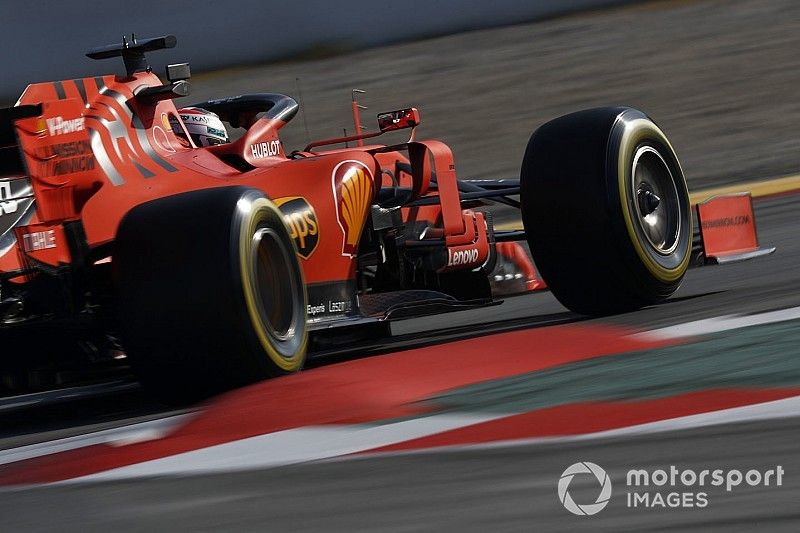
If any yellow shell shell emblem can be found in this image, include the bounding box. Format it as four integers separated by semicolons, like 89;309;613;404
333;161;373;256
161;112;172;132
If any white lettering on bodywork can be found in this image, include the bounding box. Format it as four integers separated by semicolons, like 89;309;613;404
46;116;85;136
447;248;479;266
0;183;18;216
250;140;281;159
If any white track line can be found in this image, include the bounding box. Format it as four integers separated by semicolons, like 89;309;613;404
72;413;503;483
68;395;800;483
0;414;192;466
349;394;800;461
637;305;800;341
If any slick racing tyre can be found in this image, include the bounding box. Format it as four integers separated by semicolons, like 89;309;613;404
115;187;308;403
520;107;691;315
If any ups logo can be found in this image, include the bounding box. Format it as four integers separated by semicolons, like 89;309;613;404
275;196;319;260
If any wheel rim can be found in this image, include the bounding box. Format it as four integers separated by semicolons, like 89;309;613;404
630;145;681;255
250;227;297;347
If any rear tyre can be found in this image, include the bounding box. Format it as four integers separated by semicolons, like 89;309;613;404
520;107;691;315
115;187;308;403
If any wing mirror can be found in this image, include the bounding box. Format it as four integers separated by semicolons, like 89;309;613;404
377;108;420;132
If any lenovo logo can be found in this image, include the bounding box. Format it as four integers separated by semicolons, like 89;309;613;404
448;248;479;266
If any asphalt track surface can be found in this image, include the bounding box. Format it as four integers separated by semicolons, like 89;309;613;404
0;192;797;532
2;1;800;530
3;417;797;532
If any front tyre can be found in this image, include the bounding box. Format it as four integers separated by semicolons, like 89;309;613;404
115;187;308;403
521;107;691;315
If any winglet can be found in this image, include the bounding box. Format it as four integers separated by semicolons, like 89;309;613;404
86;34;177;77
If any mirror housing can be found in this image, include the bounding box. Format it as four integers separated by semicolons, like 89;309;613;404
377;107;420;132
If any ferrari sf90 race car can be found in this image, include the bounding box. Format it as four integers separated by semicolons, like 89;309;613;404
0;35;773;402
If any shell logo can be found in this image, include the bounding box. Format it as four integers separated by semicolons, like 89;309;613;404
332;160;373;256
161;113;172;132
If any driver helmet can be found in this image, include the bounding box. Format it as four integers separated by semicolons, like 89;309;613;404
170;107;229;146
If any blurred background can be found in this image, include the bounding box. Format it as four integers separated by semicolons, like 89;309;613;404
1;0;632;97
4;0;798;191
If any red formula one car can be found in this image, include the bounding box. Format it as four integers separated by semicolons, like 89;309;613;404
0;36;773;401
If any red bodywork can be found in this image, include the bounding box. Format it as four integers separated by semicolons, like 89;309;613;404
1;38;770;340
1;70;494;325
0;36;777;402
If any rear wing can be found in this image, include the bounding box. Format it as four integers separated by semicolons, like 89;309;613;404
9;98;102;222
0;98;104;273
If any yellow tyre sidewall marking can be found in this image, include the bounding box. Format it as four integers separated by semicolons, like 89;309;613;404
238;197;308;371
616;118;691;283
